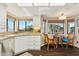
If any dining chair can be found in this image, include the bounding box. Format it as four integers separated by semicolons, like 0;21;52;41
62;34;74;49
53;35;59;48
44;34;55;50
67;33;74;48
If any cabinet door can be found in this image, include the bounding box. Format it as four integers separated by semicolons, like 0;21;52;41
28;36;41;50
15;36;30;54
15;36;41;54
2;37;14;56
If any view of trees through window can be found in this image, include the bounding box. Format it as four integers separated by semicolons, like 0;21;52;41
18;20;33;32
67;22;75;34
7;18;15;32
25;21;33;32
48;23;64;34
19;21;25;32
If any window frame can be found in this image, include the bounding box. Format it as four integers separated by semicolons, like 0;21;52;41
6;17;15;32
18;20;33;32
18;20;26;32
67;20;75;34
48;22;64;34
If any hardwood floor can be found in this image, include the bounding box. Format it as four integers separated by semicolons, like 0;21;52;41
26;44;79;56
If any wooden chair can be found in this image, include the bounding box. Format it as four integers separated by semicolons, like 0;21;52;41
62;34;68;48
53;36;59;48
44;34;55;50
63;34;74;49
67;33;74;48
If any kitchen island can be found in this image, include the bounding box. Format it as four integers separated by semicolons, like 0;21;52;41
0;32;44;56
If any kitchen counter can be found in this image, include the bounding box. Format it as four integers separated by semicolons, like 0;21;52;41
0;32;42;41
0;32;44;55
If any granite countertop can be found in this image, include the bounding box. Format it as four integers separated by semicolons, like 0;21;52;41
0;32;42;41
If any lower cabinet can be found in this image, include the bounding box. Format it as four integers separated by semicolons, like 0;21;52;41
1;37;14;56
14;36;41;54
0;35;42;55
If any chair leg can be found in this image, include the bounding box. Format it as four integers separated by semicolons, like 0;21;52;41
66;44;68;49
56;44;57;48
61;43;63;48
53;44;55;49
47;44;49;50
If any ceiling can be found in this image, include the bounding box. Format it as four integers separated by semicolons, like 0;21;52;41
4;3;79;19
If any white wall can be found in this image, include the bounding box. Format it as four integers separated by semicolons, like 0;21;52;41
74;17;79;48
0;4;7;32
33;15;41;27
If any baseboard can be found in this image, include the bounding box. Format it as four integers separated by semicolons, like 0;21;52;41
73;45;79;48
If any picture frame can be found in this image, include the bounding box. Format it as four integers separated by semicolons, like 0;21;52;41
77;19;79;27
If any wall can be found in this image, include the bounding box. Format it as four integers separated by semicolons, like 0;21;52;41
0;4;7;32
33;15;41;27
74;17;79;48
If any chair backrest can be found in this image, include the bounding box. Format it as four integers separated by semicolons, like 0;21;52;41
64;34;68;38
44;34;49;43
68;34;74;43
68;34;74;40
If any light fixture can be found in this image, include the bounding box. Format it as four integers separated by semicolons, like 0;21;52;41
58;13;67;20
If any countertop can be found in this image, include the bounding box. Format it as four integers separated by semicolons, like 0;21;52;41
0;32;42;41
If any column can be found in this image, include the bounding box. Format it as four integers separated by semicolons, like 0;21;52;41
15;19;19;32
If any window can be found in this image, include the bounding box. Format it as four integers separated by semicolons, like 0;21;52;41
7;18;15;32
18;20;33;32
0;21;5;32
25;21;33;32
67;22;75;34
48;23;64;34
19;21;25;32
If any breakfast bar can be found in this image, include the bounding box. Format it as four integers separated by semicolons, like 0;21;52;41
0;32;44;56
